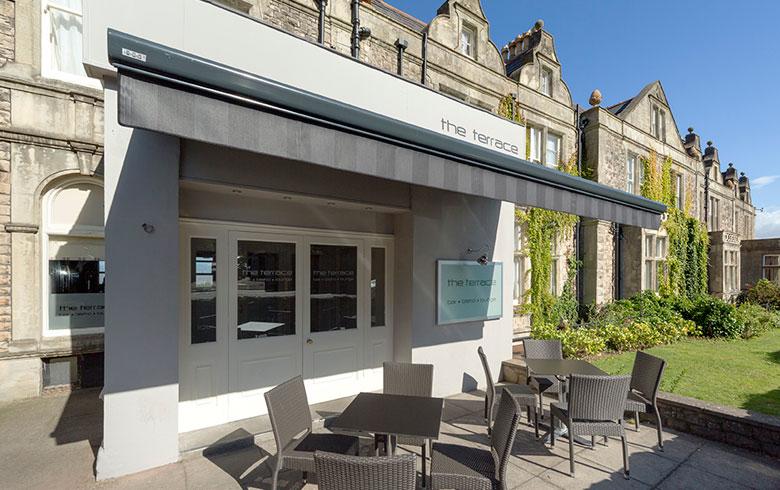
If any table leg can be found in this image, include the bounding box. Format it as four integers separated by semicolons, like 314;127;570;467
386;434;392;456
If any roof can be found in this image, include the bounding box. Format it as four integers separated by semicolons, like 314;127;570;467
604;81;659;120
372;0;427;33
607;98;633;116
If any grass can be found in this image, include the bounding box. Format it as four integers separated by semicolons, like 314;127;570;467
591;329;780;417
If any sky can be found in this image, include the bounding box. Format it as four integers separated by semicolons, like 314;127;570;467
386;0;780;237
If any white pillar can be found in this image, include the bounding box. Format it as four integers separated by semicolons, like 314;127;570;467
96;81;181;480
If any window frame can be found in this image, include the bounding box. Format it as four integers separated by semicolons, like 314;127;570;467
763;255;780;285
724;249;739;293
527;125;563;169
41;177;105;337
40;0;101;89
459;22;477;59
651;104;667;143
626;152;637;193
642;230;667;292
513;225;526;306
540;65;553;97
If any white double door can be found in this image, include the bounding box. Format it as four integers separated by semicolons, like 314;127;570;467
179;221;393;433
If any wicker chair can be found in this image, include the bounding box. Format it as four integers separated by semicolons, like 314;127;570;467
430;388;521;490
550;374;632;478
314;451;416;490
625;351;666;450
522;339;562;419
477;346;538;438
377;361;434;484
264;376;360;490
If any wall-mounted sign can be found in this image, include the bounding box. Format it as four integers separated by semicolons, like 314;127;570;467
437;260;503;325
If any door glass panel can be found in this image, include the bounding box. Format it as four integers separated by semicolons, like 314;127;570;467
237;241;296;339
191;238;216;344
311;245;357;332
370;247;386;327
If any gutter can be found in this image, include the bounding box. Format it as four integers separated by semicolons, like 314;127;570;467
107;30;666;217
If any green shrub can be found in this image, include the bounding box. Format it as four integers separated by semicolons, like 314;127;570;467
736;303;780;339
684;295;744;339
737;279;780;310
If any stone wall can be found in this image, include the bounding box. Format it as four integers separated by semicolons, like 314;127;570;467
0;0;13;66
656;392;780;458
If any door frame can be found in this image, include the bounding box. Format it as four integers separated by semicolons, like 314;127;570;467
178;218;394;431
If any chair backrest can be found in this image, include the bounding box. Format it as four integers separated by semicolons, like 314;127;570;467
264;376;312;453
477;346;498;411
314;451;416;490
522;339;563;360
490;389;522;484
630;351;666;402
568;374;631;422
383;361;434;397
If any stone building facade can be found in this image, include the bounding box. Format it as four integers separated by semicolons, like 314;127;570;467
0;0;757;401
741;238;780;289
580;81;755;304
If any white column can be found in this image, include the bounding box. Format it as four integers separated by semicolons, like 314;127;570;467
96;81;181;480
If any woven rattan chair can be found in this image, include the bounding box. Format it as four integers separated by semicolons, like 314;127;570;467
625;351;666;450
314;451;416;490
264;376;359;490
430;388;521;490
522;339;562;419
376;361;434;484
477;346;538;438
550;374;632;478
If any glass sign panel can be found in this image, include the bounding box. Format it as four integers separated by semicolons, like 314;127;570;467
370;247;386;327
437;260;503;325
237;241;296;339
310;245;357;332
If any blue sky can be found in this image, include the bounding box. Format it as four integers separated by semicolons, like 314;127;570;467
388;0;780;237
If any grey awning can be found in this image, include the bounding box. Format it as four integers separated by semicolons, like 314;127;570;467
110;31;665;229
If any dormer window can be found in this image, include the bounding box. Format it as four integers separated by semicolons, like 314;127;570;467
651;105;666;142
540;66;553;97
460;23;477;59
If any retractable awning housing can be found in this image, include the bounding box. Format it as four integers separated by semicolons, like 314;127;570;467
107;26;665;229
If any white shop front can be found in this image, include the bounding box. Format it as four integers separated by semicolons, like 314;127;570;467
82;0;665;479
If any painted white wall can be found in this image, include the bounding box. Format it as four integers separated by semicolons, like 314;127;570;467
83;0;524;159
404;186;514;396
96;83;181;480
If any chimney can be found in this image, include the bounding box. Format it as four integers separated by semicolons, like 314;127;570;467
684;127;701;158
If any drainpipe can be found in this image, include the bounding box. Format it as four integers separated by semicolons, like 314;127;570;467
420;30;429;85
575;108;587;306
614;223;623;299
350;0;371;59
395;37;408;76
317;0;328;45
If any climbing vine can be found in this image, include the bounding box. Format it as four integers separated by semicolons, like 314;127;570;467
640;151;709;300
515;152;580;327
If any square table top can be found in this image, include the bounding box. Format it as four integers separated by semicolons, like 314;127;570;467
331;392;444;440
525;358;607;377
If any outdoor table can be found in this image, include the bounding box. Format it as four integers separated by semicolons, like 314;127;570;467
525;358;607;446
331;392;444;455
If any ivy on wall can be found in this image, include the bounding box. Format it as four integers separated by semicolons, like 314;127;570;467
641;151;709;300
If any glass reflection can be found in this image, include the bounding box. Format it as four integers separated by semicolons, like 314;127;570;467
310;245;357;332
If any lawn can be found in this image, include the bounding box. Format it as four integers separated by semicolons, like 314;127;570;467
591;329;780;417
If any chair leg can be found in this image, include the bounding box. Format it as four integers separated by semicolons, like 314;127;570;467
635;411;641;432
539;394;544;420
421;442;427;488
549;412;555;447
271;459;281;490
621;433;630;479
568;429;575;476
533;408;539;439
484;394;489;420
591;436;596;450
526;406;531;424
654;406;664;451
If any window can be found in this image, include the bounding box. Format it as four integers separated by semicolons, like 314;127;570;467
310;244;358;332
42;0;98;87
528;126;543;163
460;23;477;59
191;238;217;344
643;232;667;292
549;237;562;296
675;173;684;210
709;197;720;231
651;105;666;142
528;126;562;168
626;153;637;193
545;133;561;168
763;255;780;285
724;250;739;293
540;66;553;97
513;226;525;306
43;180;105;336
370;247;386;327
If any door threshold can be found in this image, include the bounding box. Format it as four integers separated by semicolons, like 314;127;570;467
179;393;358;456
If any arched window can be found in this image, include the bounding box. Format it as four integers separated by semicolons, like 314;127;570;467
42;179;105;336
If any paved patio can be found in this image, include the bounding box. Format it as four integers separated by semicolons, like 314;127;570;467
1;388;779;489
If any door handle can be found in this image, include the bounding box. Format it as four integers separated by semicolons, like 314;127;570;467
306;338;314;345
